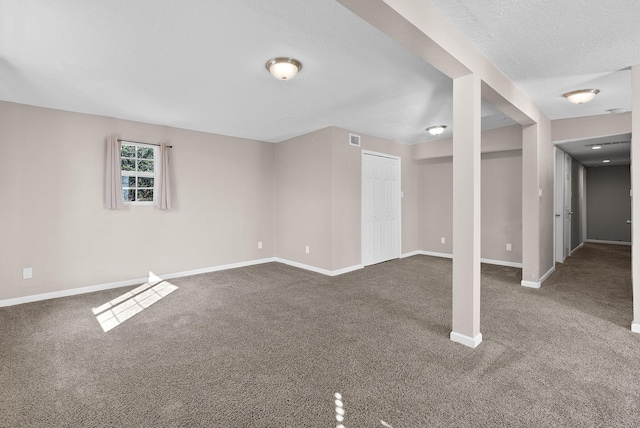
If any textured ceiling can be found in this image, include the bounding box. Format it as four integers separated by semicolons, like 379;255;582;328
0;0;637;150
429;0;639;164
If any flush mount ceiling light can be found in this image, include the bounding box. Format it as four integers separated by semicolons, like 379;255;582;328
426;125;447;136
563;89;600;104
265;57;302;80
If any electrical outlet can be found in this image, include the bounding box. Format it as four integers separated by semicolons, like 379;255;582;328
506;243;512;251
258;241;263;249
305;246;310;254
23;268;33;279
441;237;445;244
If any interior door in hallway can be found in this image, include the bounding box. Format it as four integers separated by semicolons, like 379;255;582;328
362;151;401;266
564;153;572;259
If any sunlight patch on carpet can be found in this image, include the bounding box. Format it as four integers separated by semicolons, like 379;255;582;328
92;272;178;332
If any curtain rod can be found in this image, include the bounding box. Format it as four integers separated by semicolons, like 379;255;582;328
118;139;173;148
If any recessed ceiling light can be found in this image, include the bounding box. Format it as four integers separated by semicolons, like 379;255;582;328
563;89;600;104
592;146;602;150
603;159;611;163
265;57;302;80
426;125;447;136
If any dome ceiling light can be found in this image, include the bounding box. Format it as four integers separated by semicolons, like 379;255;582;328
563;89;600;104
426;125;447;136
265;57;302;80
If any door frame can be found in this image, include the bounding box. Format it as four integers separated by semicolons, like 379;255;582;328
554;147;564;263
361;150;402;266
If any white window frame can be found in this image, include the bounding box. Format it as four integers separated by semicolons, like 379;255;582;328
120;141;158;206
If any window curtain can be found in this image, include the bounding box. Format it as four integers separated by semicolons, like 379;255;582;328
156;143;172;210
104;136;123;209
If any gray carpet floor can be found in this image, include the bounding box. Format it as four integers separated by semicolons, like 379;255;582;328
1;243;639;427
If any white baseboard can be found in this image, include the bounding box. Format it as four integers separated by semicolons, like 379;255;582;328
400;250;423;258
419;250;453;259
0;256;368;308
403;250;522;269
274;258;363;277
540;265;555;283
570;242;584;255
450;331;483;348
331;264;364;276
0;257;278;308
632;322;640;334
586;239;632;246
521;280;541;289
521;265;555;289
480;258;523;268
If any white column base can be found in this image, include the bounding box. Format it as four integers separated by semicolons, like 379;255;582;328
632;322;640;334
521;280;541;289
450;331;483;348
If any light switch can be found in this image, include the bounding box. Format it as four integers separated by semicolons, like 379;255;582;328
23;268;33;279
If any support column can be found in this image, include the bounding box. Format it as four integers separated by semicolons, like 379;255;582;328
632;65;640;333
522;124;541;288
451;73;482;348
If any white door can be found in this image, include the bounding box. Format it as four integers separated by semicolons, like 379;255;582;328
564;153;572;259
362;152;401;266
555;148;565;263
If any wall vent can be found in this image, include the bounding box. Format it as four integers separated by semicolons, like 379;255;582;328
349;133;361;147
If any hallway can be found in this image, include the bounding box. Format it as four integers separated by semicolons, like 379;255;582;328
544;243;632;328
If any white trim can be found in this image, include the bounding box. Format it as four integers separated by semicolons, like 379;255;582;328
570;242;584;255
632;322;640;334
540;265;556;283
331;264;364;276
520;265;556;289
0;257;277;308
586;239;632;246
274;258;363;277
160;257;277;280
361;149;401;161
521;280;541;289
402;250;523;268
480;258;523;268
450;331;482;348
400;250;423;258
420;250;453;259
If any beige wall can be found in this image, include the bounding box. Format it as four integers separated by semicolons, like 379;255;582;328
413;125;523;160
0;101;276;301
482;150;523;263
417;158;453;253
330;128;362;270
552;112;632;142
275;128;333;270
1;100;532;303
275;127;419;272
415;126;523;263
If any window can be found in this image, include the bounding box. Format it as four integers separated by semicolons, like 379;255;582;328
120;142;157;204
